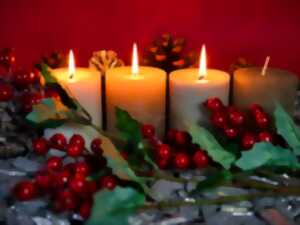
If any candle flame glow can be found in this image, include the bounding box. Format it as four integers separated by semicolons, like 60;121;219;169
199;44;207;80
131;43;139;76
261;56;270;76
68;50;76;80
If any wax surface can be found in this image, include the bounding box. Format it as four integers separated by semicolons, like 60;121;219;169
170;68;230;130
106;66;166;136
52;68;102;127
233;67;299;114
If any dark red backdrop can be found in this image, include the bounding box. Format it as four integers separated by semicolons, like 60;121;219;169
0;0;300;75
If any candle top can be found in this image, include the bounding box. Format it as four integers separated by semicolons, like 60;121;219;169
170;68;230;85
52;67;99;83
235;67;298;79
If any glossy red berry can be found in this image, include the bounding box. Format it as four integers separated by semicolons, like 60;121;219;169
79;201;92;219
35;172;51;190
204;97;224;111
21;92;42;112
157;158;169;169
241;133;256;150
250;104;264;115
174;152;190;169
0;83;13;101
175;131;191;145
69;175;87;194
57;190;78;211
258;131;273;143
211;111;227;128
32;137;49;155
193;150;209;169
224;126;238;139
47;156;63;171
157;144;171;160
0;48;15;69
54;170;71;188
69;134;85;148
14;70;36;86
91;138;103;155
141;124;155;139
99;175;117;190
67;144;84;157
74;162;90;177
228;109;245;126
255;112;269;129
50;133;67;150
14;181;37;201
167;129;177;142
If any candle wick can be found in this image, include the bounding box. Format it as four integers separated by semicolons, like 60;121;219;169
261;56;271;76
69;73;74;80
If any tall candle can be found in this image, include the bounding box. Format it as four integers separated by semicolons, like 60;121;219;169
233;63;299;115
52;50;102;127
106;44;166;136
170;45;230;130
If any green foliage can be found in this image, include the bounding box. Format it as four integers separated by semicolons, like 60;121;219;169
189;125;236;169
274;104;300;155
87;187;145;225
235;142;300;170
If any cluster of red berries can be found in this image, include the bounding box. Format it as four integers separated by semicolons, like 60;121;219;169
141;124;210;170
204;97;276;150
14;133;118;219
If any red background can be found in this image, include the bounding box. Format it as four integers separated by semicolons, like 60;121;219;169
0;0;300;75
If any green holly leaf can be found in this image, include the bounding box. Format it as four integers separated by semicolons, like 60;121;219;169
274;104;300;155
26;98;70;126
189;125;236;169
116;107;142;144
40;63;57;83
87;187;145;225
235;142;300;170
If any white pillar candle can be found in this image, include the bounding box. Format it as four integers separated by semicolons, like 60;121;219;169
170;45;230;130
106;44;166;136
52;50;102;127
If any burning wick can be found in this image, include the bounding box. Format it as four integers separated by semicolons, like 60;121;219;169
199;44;207;80
68;50;76;80
131;43;139;76
261;56;270;76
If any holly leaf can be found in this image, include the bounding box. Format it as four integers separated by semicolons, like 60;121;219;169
26;98;70;126
235;142;300;170
87;187;145;225
274;104;300;155
189;125;236;169
40;63;57;83
116;107;142;144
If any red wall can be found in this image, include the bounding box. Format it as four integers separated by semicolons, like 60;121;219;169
0;0;300;75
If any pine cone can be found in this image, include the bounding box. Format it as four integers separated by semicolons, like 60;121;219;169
229;57;253;75
38;51;67;69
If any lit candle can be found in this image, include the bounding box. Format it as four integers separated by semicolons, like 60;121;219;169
170;45;230;130
106;43;166;136
52;50;102;127
233;57;299;115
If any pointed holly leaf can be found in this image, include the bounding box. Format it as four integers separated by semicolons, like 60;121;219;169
26;98;70;126
87;187;145;225
189;125;236;169
235;142;300;170
274;104;300;155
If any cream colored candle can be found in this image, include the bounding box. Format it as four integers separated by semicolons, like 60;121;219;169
106;44;166;136
170;45;230;130
233;64;299;115
52;50;102;127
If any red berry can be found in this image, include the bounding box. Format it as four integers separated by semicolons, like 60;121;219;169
157;144;171;160
174;153;190;169
175;131;191;145
14;181;37;201
44;88;61;101
228;109;245;126
21;92;42;112
91;138;102;155
57;190;78;211
204;97;224;111
53;170;71;188
258;131;273;143
211;111;227;128
193;150;209;169
157;158;169;169
87;180;98;194
99;175;117;190
255;112;269;129
47;156;63;171
32;138;49;155
0;83;13;101
167;129;177;142
35;172;51;190
67;144;84;157
74;162;90;177
69;176;87;194
50;133;67;150
69;134;85;148
0;48;15;69
141;124;155;139
79;201;92;219
241;133;256;150
250;104;264;115
14;69;36;86
223;126;238;139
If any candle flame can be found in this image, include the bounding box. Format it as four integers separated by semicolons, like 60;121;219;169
68;50;76;80
131;43;139;76
261;56;270;76
199;44;207;80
